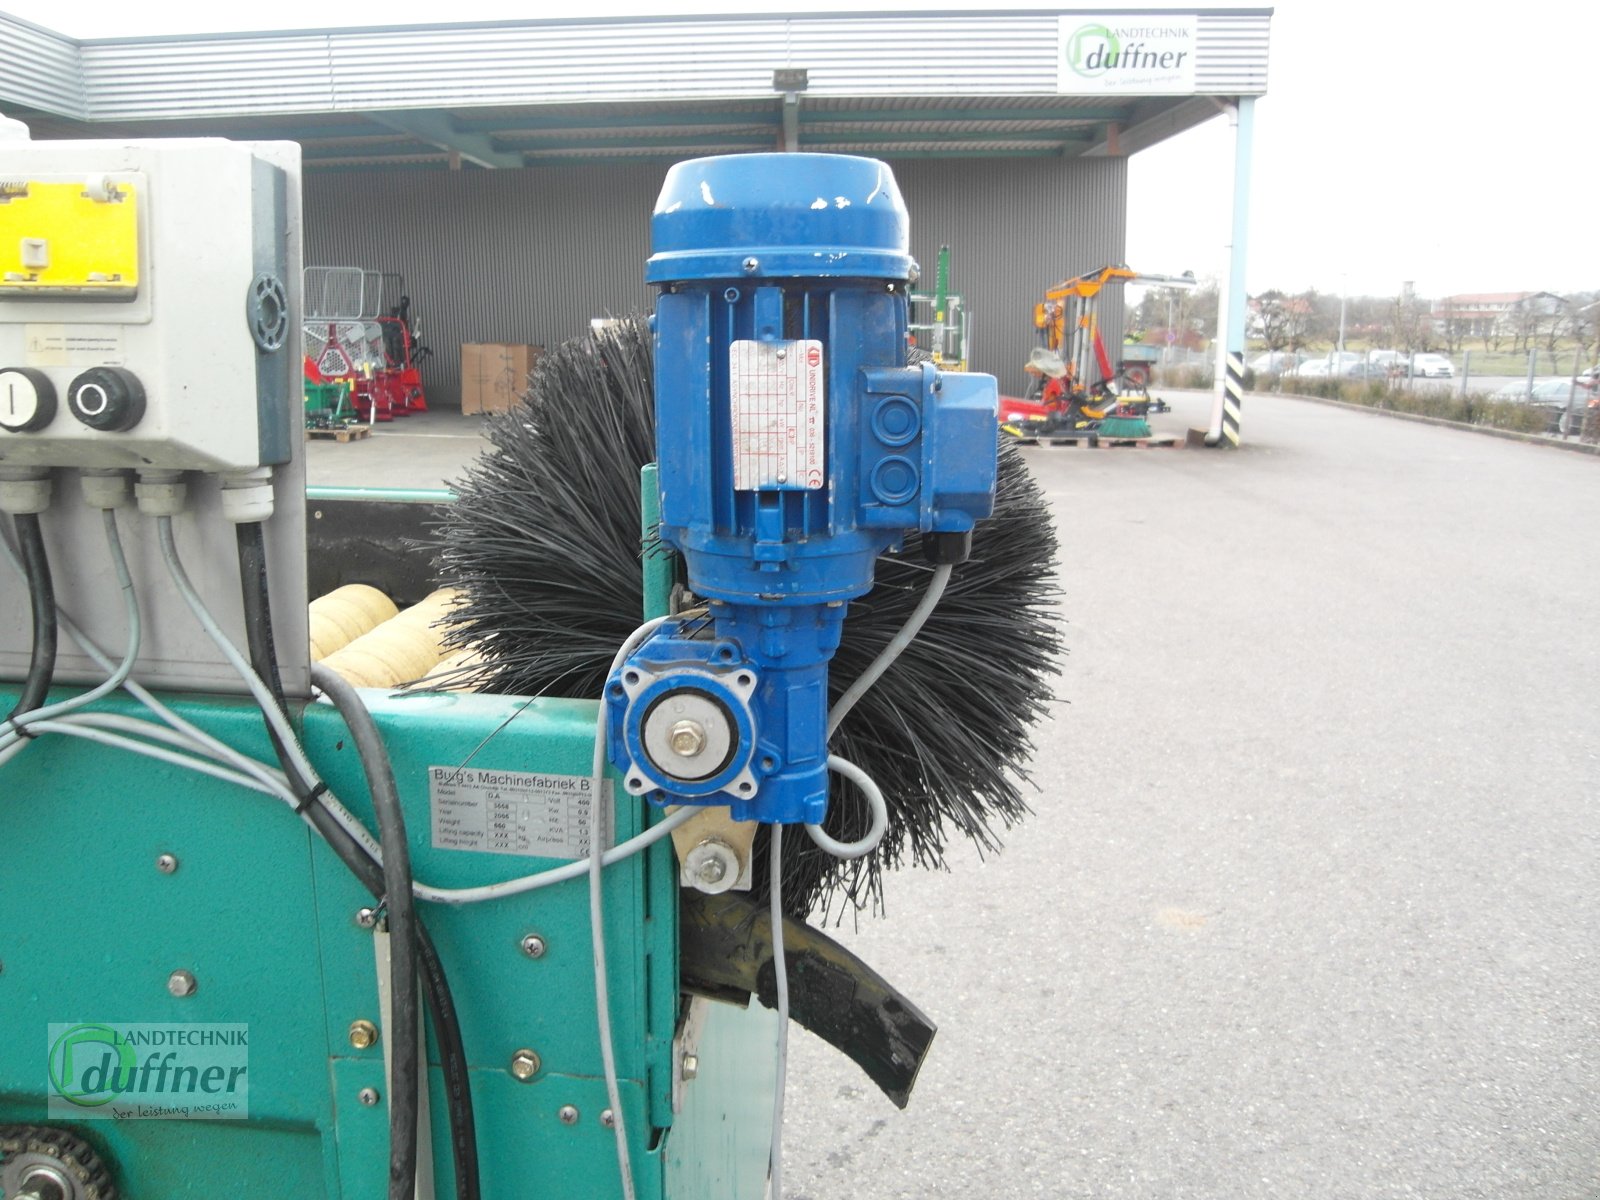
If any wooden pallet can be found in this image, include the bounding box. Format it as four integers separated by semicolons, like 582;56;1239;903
1011;432;1178;449
305;424;371;444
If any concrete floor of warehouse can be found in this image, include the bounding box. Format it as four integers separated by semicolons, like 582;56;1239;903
309;392;1599;1199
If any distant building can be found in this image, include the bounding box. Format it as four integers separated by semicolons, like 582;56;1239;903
1433;291;1565;339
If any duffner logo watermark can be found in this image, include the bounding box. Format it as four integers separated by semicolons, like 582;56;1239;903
47;1023;250;1120
1059;16;1197;93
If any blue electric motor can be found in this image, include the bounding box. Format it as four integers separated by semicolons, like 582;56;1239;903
606;153;997;825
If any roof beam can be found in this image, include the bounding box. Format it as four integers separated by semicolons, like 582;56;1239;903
368;110;523;169
454;109;780;133
1083;95;1221;156
799;105;1135;125
804;131;1093;149
511;132;775;153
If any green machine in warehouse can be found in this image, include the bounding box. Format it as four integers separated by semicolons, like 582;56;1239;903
0;130;1013;1199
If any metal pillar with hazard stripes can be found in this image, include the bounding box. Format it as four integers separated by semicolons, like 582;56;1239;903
1206;96;1255;449
1221;351;1245;446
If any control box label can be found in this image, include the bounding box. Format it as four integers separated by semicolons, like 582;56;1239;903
24;323;126;366
729;339;825;491
429;766;610;859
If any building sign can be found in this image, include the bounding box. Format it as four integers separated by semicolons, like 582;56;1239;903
1058;16;1197;94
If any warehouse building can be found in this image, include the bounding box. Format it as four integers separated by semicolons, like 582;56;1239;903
0;8;1270;409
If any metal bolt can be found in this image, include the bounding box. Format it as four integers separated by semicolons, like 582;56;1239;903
684;838;741;895
558;1104;579;1125
669;719;707;758
697;856;727;886
155;853;179;874
167;969;197;998
348;1020;379;1050
510;1049;541;1081
776;348;787;359
520;933;547;959
741;257;759;273
600;1108;617;1128
355;907;379;929
358;1086;380;1107
681;1053;700;1081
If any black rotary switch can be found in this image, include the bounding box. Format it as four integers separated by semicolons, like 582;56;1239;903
68;366;146;432
0;367;57;433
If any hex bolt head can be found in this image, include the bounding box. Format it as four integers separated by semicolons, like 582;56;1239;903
558;1104;579;1126
697;857;727;885
681;1053;699;1081
668;719;707;758
348;1020;379;1050
358;1087;381;1107
520;934;547;959
684;839;741;895
166;969;197;998
510;1049;541;1081
600;1108;617;1128
155;853;179;874
355;907;379;929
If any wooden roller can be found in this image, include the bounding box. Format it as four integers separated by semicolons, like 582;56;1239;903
319;588;463;689
308;584;399;662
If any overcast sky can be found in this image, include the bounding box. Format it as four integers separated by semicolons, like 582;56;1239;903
3;0;1593;301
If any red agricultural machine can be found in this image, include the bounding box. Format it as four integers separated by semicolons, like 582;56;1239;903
1000;265;1193;441
303;267;431;424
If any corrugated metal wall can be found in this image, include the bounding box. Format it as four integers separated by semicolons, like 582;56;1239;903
0;13;83;117
303;155;1126;406
69;11;1266;120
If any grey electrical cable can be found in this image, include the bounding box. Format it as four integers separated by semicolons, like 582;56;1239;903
155;515;324;794
0;510;140;751
589;613;668;1200
769;823;791;1199
18;718;295;796
805;754;889;858
826;562;952;736
411;807;696;905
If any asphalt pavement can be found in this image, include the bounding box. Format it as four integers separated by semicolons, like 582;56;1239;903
781;391;1600;1199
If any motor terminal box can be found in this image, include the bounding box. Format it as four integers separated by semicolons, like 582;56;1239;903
0;139;298;471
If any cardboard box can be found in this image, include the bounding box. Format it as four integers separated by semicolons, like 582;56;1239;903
461;343;541;414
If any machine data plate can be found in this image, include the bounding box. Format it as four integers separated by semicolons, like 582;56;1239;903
729;338;825;491
428;766;611;859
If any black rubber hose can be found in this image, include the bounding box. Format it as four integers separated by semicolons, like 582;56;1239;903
312;664;419;1200
8;513;57;725
236;524;478;1200
300;799;481;1200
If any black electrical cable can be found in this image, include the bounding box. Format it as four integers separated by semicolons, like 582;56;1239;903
7;513;58;728
236;524;480;1200
311;663;420;1200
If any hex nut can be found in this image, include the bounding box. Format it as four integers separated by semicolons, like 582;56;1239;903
167;969;197;998
510;1049;541;1081
681;1053;699;1081
349;1020;379;1050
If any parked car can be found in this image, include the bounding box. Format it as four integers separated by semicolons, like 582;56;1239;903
1288;358;1332;378
1489;378;1573;404
1249;351;1303;373
1489;377;1593;434
1367;350;1405;369
1338;361;1392;380
1410;353;1454;378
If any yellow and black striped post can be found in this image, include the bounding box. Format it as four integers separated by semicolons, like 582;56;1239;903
1220;351;1245;447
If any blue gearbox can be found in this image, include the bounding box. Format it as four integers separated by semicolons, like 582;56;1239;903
606;153;998;825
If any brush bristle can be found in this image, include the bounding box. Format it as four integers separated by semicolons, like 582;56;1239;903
431;316;1063;917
